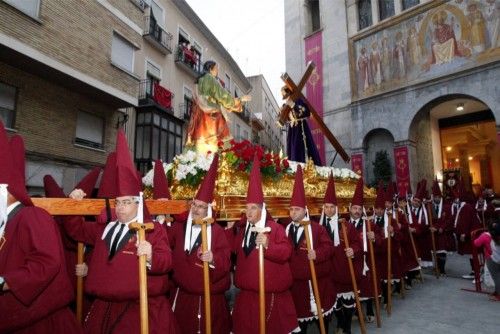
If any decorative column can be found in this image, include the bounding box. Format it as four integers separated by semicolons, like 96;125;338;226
479;155;492;188
458;146;471;191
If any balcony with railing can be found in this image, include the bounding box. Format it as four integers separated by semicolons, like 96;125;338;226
235;105;251;124
143;16;173;55
138;79;174;114
175;45;202;77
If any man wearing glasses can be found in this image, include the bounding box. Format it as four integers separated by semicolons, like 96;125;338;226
63;130;178;333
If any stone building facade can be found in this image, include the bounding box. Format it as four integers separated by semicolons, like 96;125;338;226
285;0;500;193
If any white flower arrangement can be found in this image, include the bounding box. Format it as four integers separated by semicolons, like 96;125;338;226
287;161;359;179
142;150;214;186
143;151;359;187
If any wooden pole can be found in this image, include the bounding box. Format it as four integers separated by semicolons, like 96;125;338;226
129;222;155;334
394;210;405;299
425;202;440;279
193;218;215;334
365;218;381;327
300;221;326;334
251;226;271;334
340;221;366;334
403;213;424;283
386;215;393;316
76;242;84;324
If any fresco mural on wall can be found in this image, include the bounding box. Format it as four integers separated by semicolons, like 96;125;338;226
352;0;500;99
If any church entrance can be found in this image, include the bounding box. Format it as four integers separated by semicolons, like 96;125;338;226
410;94;499;197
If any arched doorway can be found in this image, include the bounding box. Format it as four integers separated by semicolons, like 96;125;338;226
409;94;499;196
363;128;395;186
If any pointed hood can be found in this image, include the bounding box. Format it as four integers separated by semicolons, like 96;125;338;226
246;154;264;205
323;172;337;205
76;167;101;197
97;152;117;198
115;130;141;197
43;175;66;198
351;177;364;207
414;179;427;201
290;165;306;208
385;182;395;203
195;154;218;203
432;178;442;197
8;134;32;206
375;181;385;209
153;160;171;199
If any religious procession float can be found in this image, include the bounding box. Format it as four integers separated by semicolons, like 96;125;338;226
143;139;375;221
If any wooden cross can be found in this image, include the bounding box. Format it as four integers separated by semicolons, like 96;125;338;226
279;61;350;163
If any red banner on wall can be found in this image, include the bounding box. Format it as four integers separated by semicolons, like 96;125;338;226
394;146;410;195
305;31;325;164
351;153;363;176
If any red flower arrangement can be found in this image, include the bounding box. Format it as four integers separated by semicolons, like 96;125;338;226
218;139;290;179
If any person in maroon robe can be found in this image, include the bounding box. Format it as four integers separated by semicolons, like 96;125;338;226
374;183;403;306
0;123;81;333
349;177;377;324
329;177;363;334
168;154;231;334
62;130;178;333
229;155;299;334
451;182;482;279
429;179;454;277
286;166;334;333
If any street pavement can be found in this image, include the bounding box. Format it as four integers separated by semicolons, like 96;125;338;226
306;253;499;334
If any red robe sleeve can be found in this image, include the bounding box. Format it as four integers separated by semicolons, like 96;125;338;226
264;221;292;264
3;208;62;306
61;215;103;246
149;222;173;275
314;223;333;263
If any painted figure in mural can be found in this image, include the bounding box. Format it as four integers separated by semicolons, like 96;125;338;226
380;36;392;82
393;31;406;80
370;40;382;86
485;0;500;48
186;60;251;153
406;25;421;70
467;1;488;53
282;87;323;166
357;46;373;91
429;11;461;65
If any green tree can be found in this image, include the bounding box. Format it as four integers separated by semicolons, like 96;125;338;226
372;150;392;186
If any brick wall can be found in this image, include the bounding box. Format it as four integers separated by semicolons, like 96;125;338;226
1;62;117;166
0;0;141;97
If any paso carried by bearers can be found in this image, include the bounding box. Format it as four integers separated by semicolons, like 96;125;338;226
62;130;178;333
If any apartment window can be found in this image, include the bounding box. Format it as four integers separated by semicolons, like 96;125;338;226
379;0;395;21
402;0;419;10
135;111;183;173
0;82;16;129
75;111;104;149
150;0;164;26
305;0;320;33
3;0;40;19
243;130;248;141
358;0;372;30
111;33;135;73
183;86;193;119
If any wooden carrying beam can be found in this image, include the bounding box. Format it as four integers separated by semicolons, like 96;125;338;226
31;198;190;216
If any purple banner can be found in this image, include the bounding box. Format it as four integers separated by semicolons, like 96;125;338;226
305;31;325;164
